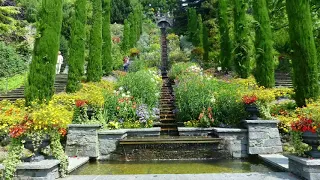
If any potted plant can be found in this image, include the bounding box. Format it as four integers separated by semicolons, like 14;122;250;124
242;94;259;120
291;116;320;158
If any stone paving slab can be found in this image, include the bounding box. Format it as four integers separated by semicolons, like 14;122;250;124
259;154;289;171
68;157;89;173
61;173;300;180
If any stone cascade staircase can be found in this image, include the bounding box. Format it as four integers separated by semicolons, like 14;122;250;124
275;72;293;88
0;74;68;102
153;29;178;135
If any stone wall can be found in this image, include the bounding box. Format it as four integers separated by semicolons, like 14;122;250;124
98;130;127;160
244;120;282;154
288;155;320;180
65;124;101;158
15;160;60;180
213;128;248;158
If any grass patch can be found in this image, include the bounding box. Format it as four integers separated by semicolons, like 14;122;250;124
0;73;26;94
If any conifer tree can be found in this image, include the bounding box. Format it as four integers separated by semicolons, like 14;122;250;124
122;19;130;53
286;0;319;106
198;14;203;48
233;0;250;78
203;25;209;63
187;8;197;46
87;0;103;82
102;0;112;75
129;13;137;48
66;0;87;93
218;0;232;71
25;0;63;104
253;0;275;88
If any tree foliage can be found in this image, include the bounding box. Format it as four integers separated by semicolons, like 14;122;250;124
102;0;112;75
253;0;275;88
286;0;319;106
87;0;103;82
25;0;63;104
122;19;131;54
66;0;87;93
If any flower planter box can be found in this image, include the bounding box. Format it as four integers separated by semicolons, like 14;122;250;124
288;155;320;180
123;127;161;137
178;127;214;137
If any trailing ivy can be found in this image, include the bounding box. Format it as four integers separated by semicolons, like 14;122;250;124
87;0;103;82
3;138;23;180
50;133;68;177
66;0;87;93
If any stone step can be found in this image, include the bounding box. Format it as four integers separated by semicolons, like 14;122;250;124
160;113;175;118
160;117;175;121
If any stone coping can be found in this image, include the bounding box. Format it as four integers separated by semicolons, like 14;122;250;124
68;157;89;173
98;130;127;135
244;120;280;124
177;127;214;131
287;155;320;166
124;127;161;132
68;124;101;128
16;160;60;170
213;128;247;133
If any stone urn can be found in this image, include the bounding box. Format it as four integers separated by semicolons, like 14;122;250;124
245;104;259;120
302;131;320;158
87;108;95;120
23;136;51;162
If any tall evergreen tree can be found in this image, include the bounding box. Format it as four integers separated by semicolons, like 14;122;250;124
233;0;250;78
102;0;112;75
188;8;198;46
218;0;232;71
286;0;319;106
197;14;203;48
87;0;103;82
203;25;209;63
129;13;137;48
66;0;87;93
253;0;275;88
122;19;130;53
25;0;63;104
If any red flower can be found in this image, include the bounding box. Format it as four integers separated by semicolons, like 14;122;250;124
75;100;88;107
242;95;258;105
58;128;67;136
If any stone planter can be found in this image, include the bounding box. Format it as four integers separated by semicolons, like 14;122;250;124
288;155;320;180
245;104;259;120
123;127;161;137
23;136;51;162
65;124;101;158
178;127;214;136
302;131;320;158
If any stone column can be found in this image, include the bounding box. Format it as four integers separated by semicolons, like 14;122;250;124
65;124;101;158
98;130;127;160
288;155;320;180
244;120;282;154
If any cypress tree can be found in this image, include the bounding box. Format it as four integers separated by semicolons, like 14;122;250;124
188;8;198;46
129;13;137;48
66;0;87;93
286;0;319;106
87;0;103;82
122;19;130;53
253;0;275;88
198;14;203;48
233;0;250;78
102;0;113;75
25;0;63;104
218;0;232;71
203;25;209;63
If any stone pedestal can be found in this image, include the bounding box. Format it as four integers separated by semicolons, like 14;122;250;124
213;128;248;158
178;127;214;137
288;155;320;180
98;130;127;160
65;124;101;158
15;160;60;180
244;120;282;154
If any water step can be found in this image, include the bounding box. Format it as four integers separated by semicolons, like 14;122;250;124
120;137;221;145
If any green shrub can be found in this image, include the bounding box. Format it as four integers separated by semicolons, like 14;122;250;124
168;62;200;80
118;69;162;108
175;74;246;127
0;74;26;93
0;42;27;78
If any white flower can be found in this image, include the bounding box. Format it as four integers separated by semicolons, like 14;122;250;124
119;87;123;91
217;67;222;71
113;90;117;94
155;93;160;97
127;91;131;94
210;95;216;103
121;93;126;97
